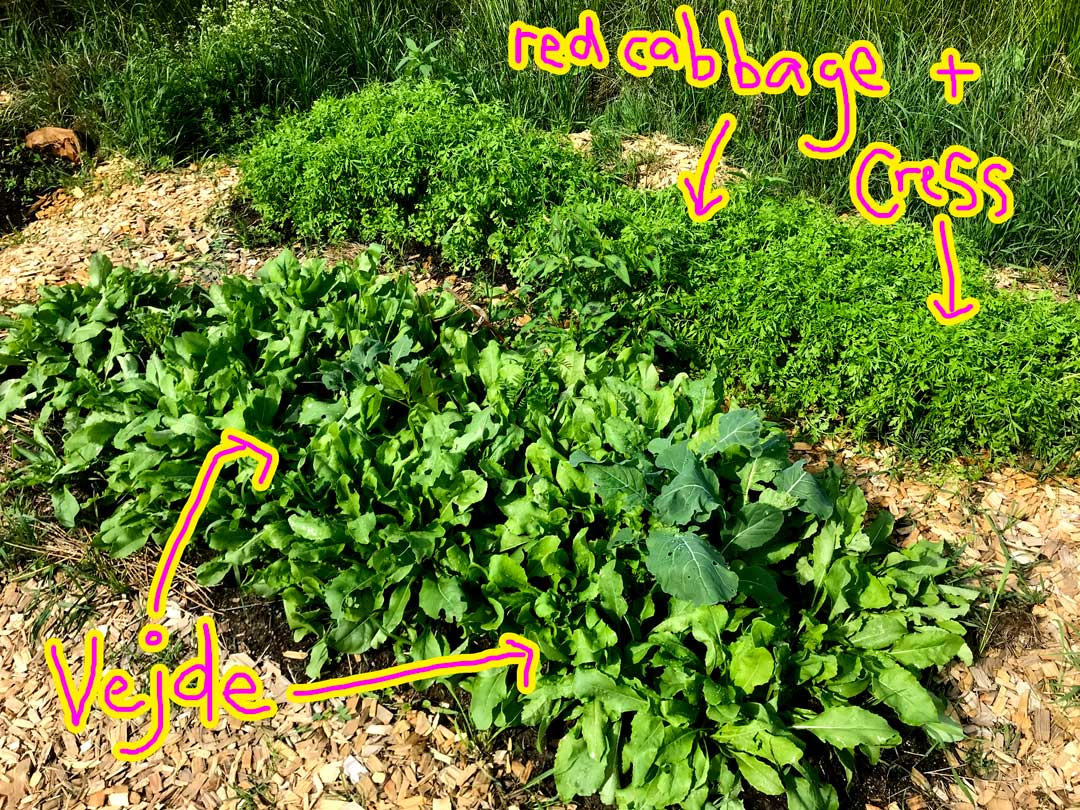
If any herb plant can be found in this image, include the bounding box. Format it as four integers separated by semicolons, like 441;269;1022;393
0;251;976;808
242;84;1080;466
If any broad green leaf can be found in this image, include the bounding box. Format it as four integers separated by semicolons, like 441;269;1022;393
419;576;467;621
646;530;738;605
653;444;722;525
732;751;784;796
730;502;783;550
288;513;333;541
488;555;530;590
572;669;649;714
468;667;510;730
889;628;966;668
792;706;900;749
773;460;833;519
847;613;908;650
730;638;774;693
737;455;785;496
690;409;761;457
583;463;647;509
622;710;664;785
786;775;840;810
870;662;940;726
52;487;80;528
555;726;607;800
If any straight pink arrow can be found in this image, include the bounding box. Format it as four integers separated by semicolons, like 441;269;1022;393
286;633;540;702
147;430;279;621
927;213;981;326
679;113;738;222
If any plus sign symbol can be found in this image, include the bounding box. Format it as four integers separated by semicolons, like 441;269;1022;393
930;48;981;104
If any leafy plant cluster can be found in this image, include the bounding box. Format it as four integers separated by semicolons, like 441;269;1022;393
525;184;1080;466
243;82;1080;466
0;251;977;809
242;81;612;267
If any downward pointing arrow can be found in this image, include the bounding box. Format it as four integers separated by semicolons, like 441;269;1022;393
926;214;981;326
678;113;738;222
286;633;541;702
147;430;279;621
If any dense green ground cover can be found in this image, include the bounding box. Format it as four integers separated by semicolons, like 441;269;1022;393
2;0;1079;279
0;249;978;809
243;82;1080;467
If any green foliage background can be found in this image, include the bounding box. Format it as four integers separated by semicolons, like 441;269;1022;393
0;250;978;808
242;82;1080;467
2;0;1078;279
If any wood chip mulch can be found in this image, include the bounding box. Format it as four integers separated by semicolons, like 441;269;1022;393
567;130;743;190
0;572;564;810
0;159;276;302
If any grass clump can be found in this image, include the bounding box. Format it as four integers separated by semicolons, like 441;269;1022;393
0;249;978;809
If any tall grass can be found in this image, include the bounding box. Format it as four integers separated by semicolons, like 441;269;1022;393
431;0;1080;282
2;0;1078;281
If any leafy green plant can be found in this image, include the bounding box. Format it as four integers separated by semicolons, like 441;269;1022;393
239;83;1080;465
241;81;612;268
1;251;976;808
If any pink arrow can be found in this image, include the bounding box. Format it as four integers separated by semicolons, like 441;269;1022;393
678;113;738;222
926;213;981;326
286;633;540;703
147;430;279;621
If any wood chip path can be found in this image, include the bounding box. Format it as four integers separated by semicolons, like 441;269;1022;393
0;572;561;810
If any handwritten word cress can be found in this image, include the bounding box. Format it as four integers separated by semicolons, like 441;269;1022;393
508;6;1016;325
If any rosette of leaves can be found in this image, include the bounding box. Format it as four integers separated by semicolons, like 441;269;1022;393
0;250;975;810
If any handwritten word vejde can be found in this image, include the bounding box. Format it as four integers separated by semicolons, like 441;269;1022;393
46;618;276;762
43;430;542;762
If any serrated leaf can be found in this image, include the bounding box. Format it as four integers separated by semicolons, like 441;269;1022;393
419;576;467;621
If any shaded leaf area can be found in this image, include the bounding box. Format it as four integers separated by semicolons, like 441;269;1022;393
0;252;976;809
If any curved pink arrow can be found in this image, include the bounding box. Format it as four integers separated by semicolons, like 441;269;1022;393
678;113;738;222
147;430;279;621
286;633;540;703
